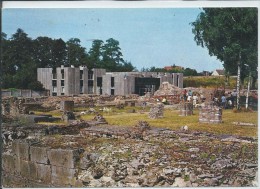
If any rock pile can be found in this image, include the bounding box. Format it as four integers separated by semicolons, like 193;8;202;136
154;82;182;96
93;114;108;124
148;103;164;119
62;111;76;122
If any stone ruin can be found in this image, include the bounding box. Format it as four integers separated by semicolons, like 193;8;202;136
154;82;182;96
93;114;108;124
148;103;164;119
62;111;76;123
199;103;222;124
179;102;193;116
60;100;74;111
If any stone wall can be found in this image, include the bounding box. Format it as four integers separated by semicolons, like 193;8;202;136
199;104;222;124
3;139;85;187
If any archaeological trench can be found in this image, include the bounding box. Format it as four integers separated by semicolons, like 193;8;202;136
1;92;258;187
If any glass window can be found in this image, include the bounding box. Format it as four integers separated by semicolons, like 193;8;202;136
111;77;115;87
111;89;115;95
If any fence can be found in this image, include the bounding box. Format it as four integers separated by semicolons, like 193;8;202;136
2;89;49;97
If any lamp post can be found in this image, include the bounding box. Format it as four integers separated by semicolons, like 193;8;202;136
244;64;251;110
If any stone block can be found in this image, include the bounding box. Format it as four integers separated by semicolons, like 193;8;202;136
2;154;17;175
51;165;78;186
36;163;52;184
28;181;51;188
30;146;49;164
3;174;29;188
12;140;30;161
47;148;81;169
61;101;74;111
20;160;37;180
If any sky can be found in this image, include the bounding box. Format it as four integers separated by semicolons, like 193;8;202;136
2;7;224;72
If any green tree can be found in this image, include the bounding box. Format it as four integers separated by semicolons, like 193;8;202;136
102;38;124;71
117;60;135;72
2;29;36;89
66;38;89;67
191;8;258;108
52;38;67;68
33;36;54;68
88;39;104;69
183;68;198;76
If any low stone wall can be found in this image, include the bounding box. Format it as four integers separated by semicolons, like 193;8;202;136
179;102;193;116
1;97;47;116
3;139;85;187
199;104;222;124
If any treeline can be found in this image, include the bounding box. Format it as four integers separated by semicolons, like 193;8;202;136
1;28;135;90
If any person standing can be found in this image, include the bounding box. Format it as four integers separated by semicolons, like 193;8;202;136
221;94;227;109
183;89;187;101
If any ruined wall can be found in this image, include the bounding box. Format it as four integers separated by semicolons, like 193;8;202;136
3;139;85;187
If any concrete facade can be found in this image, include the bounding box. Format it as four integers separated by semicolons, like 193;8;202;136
37;66;183;96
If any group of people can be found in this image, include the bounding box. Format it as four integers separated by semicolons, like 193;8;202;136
182;89;238;109
182;89;201;107
212;89;237;109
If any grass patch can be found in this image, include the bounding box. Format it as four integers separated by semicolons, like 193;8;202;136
98;109;257;137
34;106;257;137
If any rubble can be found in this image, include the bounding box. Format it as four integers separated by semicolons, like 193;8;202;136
1;121;258;187
62;111;76;122
148;103;164;119
154;82;182;96
93;114;108;124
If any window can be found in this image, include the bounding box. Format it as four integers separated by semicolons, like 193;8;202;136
80;70;83;79
52;80;57;86
111;89;114;95
88;86;94;94
111;77;115;87
52;73;57;79
80;80;83;86
88;71;94;80
97;77;102;87
61;87;65;93
61;80;64;86
52;92;57;96
88;80;93;86
61;69;64;79
53;87;57;92
80;86;83;94
88;74;93;80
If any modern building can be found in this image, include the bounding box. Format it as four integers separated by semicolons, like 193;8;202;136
37;66;183;96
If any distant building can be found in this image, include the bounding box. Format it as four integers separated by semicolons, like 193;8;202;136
211;69;225;76
37;66;183;96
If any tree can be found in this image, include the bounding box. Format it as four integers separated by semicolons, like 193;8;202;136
102;38;124;71
183;68;198;76
117;60;135;72
66;38;89;67
88;39;104;69
191;8;257;108
33;36;54;68
2;29;36;89
52;38;67;68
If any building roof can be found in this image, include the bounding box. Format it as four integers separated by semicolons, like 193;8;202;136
213;69;225;75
